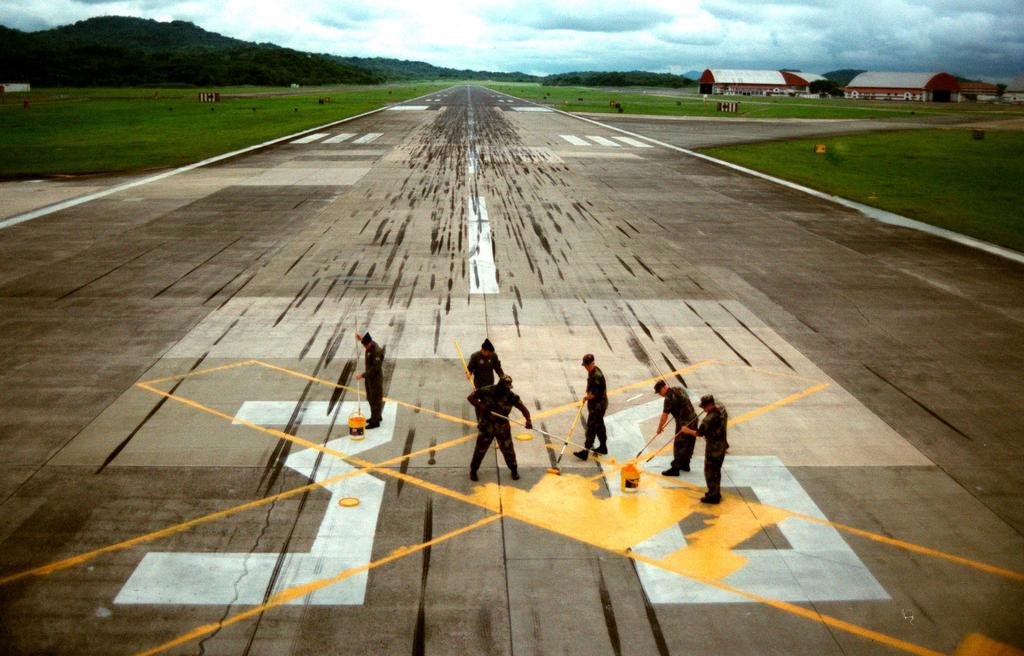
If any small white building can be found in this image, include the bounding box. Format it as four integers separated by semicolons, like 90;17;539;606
0;83;31;93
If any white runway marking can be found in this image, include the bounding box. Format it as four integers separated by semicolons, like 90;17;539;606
116;402;398;605
353;133;383;144
467;196;498;294
587;135;621;147
513;106;552;112
612;136;654;148
559;134;591;146
322;133;355;144
290;133;330;144
387;105;429;111
599;401;889;604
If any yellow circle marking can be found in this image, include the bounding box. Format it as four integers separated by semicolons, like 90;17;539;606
514;432;534;441
339;497;360;508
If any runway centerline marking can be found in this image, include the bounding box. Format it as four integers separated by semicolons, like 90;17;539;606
467;196;499;294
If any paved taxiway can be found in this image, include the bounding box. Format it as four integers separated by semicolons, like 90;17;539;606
0;86;1021;656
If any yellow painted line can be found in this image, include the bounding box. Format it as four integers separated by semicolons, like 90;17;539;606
138;383;502;512
598;381;832;475
138;359;260;386
727;382;831;425
793;512;1024;583
534;360;716;420
709;358;823;384
133;514;502;656
0;422;478;587
251;360;476;427
119;375;1008;656
627;549;947;656
639;470;1024;584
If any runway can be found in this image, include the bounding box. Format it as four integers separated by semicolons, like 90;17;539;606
0;85;1021;655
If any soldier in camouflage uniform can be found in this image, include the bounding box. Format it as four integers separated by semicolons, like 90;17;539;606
467;375;532;482
681;394;728;504
574;353;608;461
466;338;504;422
354;332;385;429
653;380;697;475
466;338;504;389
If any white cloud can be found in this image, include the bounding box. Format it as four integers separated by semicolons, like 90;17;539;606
1;0;1021;78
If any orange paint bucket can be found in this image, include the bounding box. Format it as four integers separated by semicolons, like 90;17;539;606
621;464;641;493
348;412;366;439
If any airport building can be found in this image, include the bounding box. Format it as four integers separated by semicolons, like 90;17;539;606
843;72;961;102
697;69;827;96
958;81;1000;102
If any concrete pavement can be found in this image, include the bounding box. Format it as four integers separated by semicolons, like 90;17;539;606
0;86;1021;656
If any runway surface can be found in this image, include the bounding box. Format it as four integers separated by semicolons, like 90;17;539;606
0;85;1021;656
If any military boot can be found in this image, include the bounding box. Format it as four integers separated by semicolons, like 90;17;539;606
573;449;589;461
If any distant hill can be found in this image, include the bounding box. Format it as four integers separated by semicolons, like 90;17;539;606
45;15;259;52
543;71;693;88
330;56;538;82
0;17;381;86
684;70;703;80
1;16;693;89
824;69;866;86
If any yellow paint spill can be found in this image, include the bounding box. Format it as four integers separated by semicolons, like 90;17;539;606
467;473;795;582
338;497;360;507
656;502;790;580
469;474;692;552
954;633;1024;656
514;432;533;441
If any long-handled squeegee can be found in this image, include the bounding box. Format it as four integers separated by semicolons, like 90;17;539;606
547;400;586;476
487;411;596;464
634;409;706;460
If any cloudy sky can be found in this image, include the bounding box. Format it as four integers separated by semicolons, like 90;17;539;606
2;0;1022;81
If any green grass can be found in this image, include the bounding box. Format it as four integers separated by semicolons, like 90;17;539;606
0;83;449;178
482;82;1024;120
701;129;1024;252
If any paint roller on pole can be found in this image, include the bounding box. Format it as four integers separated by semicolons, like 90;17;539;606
488;410;595;455
453;338;474;390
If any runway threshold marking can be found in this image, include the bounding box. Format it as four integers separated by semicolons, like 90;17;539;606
9;356;1020;654
132;515;503;656
133;389;953;656
593;381;832;476
0;423;477;587
0;361;711;585
150;358;1023;588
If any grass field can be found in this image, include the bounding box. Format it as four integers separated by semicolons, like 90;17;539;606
701;129;1024;252
0;83;448;178
483;82;1024;121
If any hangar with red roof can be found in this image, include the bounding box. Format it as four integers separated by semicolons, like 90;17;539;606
698;69;827;96
843;72;961;102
